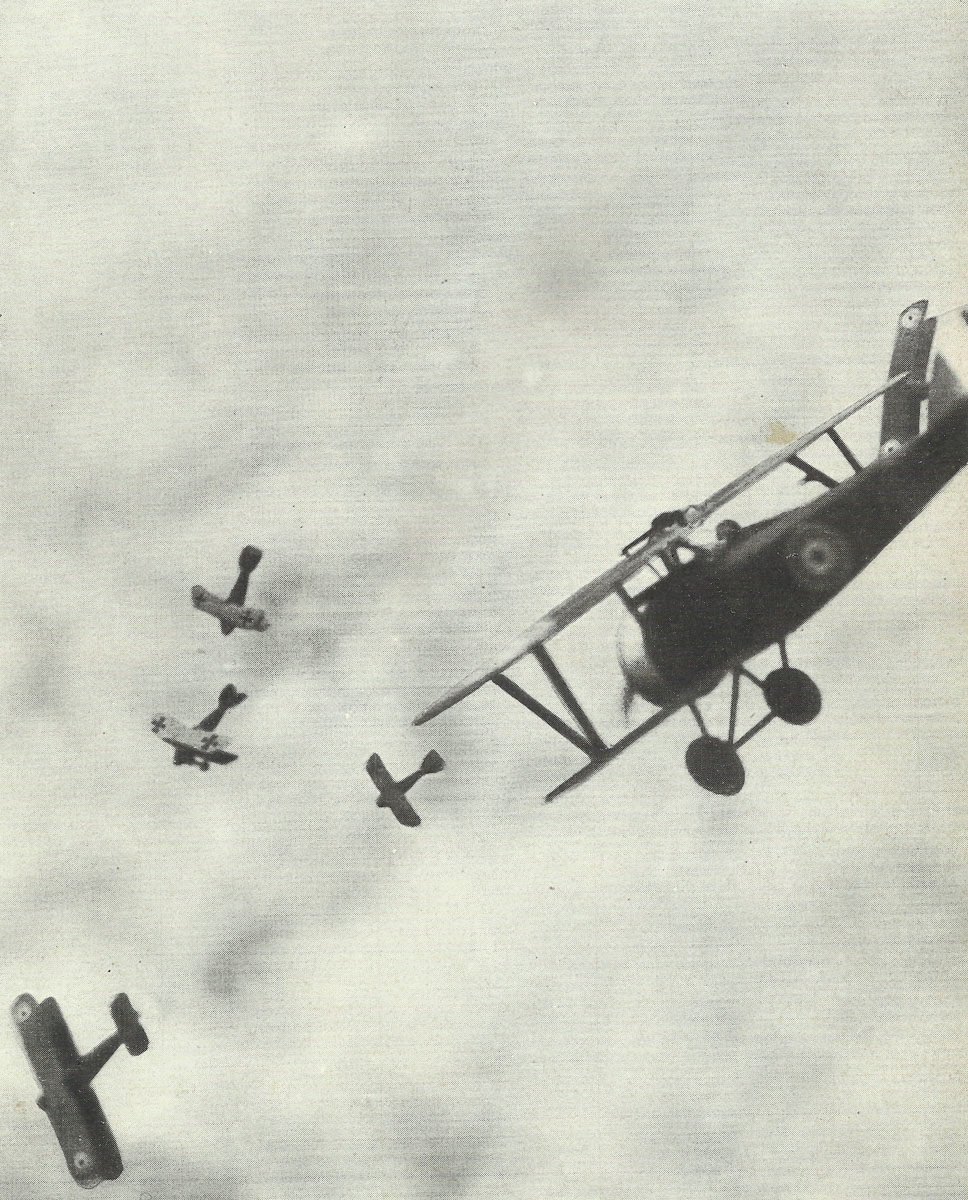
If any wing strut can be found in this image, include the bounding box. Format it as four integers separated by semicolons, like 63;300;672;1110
786;455;838;489
416;372;909;729
826;427;863;473
532;645;608;755
492;673;598;756
545;706;680;801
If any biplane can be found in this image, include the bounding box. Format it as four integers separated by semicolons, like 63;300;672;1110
12;992;149;1189
365;751;445;827
151;683;246;770
415;300;968;799
192;545;269;634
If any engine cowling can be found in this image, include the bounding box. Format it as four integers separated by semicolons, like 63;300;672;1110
616;609;670;706
617;604;727;709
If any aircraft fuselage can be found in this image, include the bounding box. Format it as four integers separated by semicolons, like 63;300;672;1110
621;394;968;707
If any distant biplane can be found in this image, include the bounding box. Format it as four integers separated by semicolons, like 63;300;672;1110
366;751;445;827
192;545;269;634
12;992;149;1189
151;684;246;770
416;300;968;799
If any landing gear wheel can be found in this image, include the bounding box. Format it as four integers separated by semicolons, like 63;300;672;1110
785;522;853;593
762;667;822;725
685;737;745;796
199;760;210;772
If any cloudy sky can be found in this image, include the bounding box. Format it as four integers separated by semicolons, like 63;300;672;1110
2;2;967;1197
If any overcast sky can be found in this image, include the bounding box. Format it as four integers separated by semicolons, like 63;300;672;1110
2;2;967;1197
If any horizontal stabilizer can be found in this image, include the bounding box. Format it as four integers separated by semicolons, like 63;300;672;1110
420;750;445;774
238;545;263;572
110;994;149;1057
218;684;246;709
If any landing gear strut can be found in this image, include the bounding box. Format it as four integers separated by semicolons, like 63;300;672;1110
684;643;821;795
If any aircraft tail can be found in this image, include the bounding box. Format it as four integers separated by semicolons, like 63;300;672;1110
110;994;149;1057
420;750;445;774
879;301;935;453
218;684;247;710
239;545;263;573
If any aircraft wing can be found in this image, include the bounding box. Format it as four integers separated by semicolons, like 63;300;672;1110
414;373;909;726
182;728;232;754
12;995;123;1187
413;522;690;724
151;714;191;743
193;588;268;633
152;716;233;757
692;373;908;523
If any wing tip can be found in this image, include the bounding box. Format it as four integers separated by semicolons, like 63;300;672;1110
413;674;490;725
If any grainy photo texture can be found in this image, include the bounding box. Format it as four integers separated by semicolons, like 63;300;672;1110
2;3;966;1198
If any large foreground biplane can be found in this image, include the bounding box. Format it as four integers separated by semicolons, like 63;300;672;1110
416;301;968;799
12;992;149;1188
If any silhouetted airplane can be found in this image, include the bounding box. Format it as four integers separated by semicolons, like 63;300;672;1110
192;545;269;634
416;300;968;798
12;992;149;1189
151;684;246;769
366;751;445;827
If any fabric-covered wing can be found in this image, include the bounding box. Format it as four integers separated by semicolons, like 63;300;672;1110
692;373;908;523
12;996;122;1186
413;522;688;724
414;373;908;726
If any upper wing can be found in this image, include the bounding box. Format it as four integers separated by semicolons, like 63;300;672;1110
387;796;421;827
691;372;908;523
186;729;232;752
414;373;908;725
12;995;79;1086
151;714;190;742
413;524;686;723
365;753;394;793
153;715;231;753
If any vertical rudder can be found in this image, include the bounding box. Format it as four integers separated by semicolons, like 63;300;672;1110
879;300;935;453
